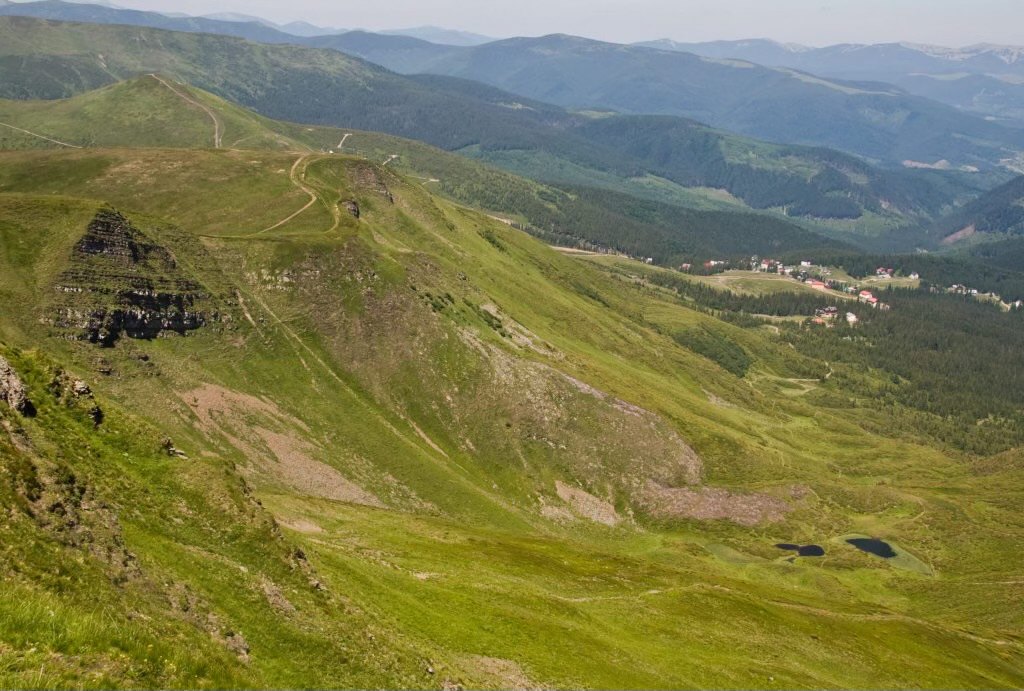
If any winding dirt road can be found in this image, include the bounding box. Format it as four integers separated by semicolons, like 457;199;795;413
0;122;81;148
149;73;223;148
256;154;342;235
257;155;317;234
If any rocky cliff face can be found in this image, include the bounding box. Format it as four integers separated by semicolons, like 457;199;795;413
51;209;212;346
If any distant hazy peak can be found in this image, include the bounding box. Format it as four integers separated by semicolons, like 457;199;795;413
279;20;345;37
201;12;274;25
380;25;495;46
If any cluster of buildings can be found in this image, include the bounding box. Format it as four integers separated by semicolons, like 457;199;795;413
656;253;1022;315
811;306;860;327
750;257;782;273
943;284;1024;311
677;259;730;273
855;289;891;310
748;257;845;282
739;256;899;318
786;260;895;324
810;305;838;325
789;260;895;312
874;266;920;280
674;253;1022;320
748;257;799;275
946;283;980;297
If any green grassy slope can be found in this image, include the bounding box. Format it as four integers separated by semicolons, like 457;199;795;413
0;145;1022;688
0;77;298;151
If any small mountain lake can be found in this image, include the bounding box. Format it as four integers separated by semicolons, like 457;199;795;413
841;534;933;575
775;543;825;557
846;538;896;558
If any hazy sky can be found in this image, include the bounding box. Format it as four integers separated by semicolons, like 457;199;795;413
103;0;1021;47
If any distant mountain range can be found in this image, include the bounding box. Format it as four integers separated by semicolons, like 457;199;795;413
0;0;305;43
194;11;493;44
3;0;495;43
639;39;1024;76
2;2;1023;170
640;39;1024;123
380;26;495;46
315;32;1024;170
191;12;339;37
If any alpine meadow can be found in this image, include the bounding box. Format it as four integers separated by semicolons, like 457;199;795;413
0;2;1023;690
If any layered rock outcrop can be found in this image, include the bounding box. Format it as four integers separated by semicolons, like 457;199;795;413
51;209;212;345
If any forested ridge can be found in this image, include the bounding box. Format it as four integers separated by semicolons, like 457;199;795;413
789;290;1024;454
571;117;968;219
931;174;1024;238
453;183;850;263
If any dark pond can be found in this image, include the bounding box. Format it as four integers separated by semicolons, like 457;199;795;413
775;543;825;557
846;538;896;558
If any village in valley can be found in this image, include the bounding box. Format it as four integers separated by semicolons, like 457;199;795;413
747;257;896;327
756;257;894;320
670;254;1024;327
568;245;1023;326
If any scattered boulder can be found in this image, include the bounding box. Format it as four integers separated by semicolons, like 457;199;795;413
342;200;360;218
261;578;296;614
161;437;188;459
225;631;250;661
88;405;104;428
207;614;250;663
0;355;33;416
47;369;103;427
